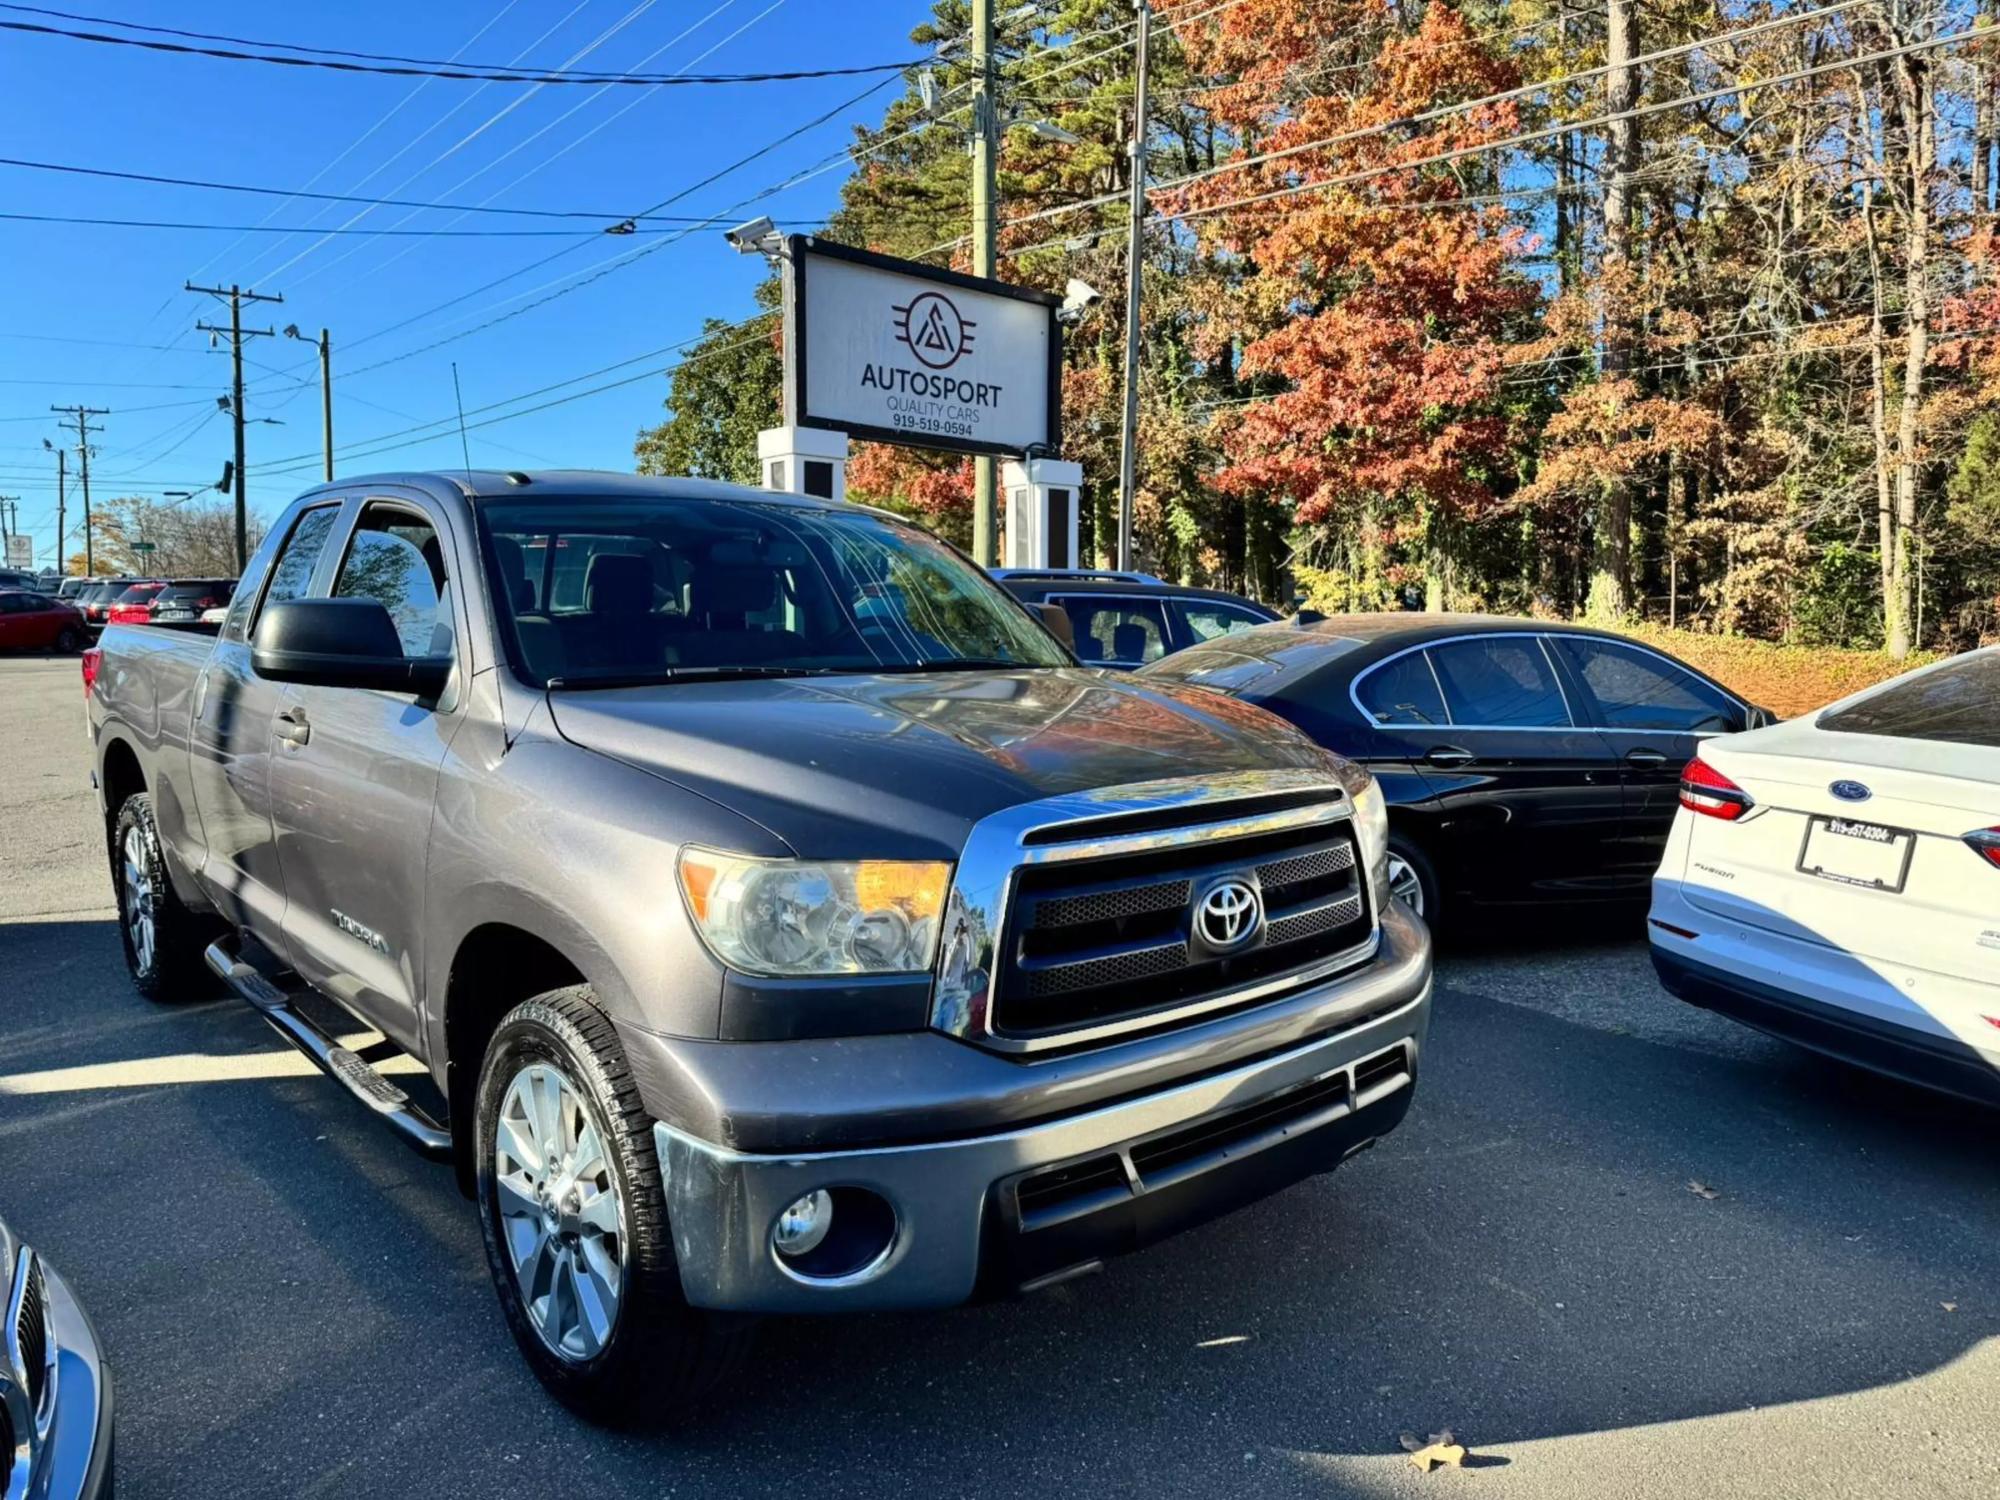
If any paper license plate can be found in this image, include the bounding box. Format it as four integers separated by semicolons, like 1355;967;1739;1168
1797;816;1913;893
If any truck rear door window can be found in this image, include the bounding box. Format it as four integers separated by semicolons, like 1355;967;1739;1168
242;504;340;641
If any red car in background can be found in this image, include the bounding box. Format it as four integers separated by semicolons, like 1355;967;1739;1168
0;589;88;652
77;578;151;627
102;580;167;626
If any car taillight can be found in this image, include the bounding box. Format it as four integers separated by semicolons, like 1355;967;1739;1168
81;646;101;698
1680;757;1752;820
1964;829;2000;868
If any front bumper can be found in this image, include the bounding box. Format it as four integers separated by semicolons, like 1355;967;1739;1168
653;968;1430;1313
19;1259;115;1500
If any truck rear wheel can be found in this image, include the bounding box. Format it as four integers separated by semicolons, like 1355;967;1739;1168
473;986;752;1425
112;792;215;1003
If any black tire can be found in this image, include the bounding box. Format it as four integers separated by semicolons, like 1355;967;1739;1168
473;986;753;1425
1385;832;1443;930
54;625;81;654
111;792;216;1002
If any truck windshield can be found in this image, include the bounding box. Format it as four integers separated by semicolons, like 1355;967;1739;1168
479;497;1071;687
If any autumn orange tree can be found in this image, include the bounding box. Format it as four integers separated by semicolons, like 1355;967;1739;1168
1172;1;1542;611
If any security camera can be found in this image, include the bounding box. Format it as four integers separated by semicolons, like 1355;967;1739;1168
1058;278;1103;325
724;216;785;259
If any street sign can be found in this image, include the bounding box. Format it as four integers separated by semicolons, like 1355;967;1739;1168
131;541;157;553
783;235;1060;459
4;536;29;569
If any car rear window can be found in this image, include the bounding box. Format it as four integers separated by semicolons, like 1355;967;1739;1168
1816;651;2000;747
155;581;235;604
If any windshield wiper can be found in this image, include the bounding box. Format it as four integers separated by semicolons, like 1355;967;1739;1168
864;659;1033;675
546;666;848;690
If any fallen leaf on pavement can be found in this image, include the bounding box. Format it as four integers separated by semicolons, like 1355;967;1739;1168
1687;1180;1720;1200
1400;1430;1469;1472
1942;1302;1957;1312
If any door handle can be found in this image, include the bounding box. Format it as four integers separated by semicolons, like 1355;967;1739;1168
1424;745;1475;768
1624;748;1669;768
275;707;311;748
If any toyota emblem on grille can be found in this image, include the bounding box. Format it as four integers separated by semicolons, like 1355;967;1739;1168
1194;878;1264;952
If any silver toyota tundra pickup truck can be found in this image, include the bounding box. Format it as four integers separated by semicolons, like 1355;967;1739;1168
85;471;1433;1422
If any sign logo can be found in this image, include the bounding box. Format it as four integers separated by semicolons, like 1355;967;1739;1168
1193;878;1263;953
892;291;977;370
1829;780;1872;803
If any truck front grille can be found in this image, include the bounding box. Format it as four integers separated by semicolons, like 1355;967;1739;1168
14;1254;48;1417
992;814;1373;1042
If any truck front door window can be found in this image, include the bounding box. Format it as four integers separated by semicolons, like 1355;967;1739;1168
333;505;451;657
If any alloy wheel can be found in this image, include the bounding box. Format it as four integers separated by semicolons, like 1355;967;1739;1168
1386;852;1425;916
494;1062;626;1362
121;824;155;972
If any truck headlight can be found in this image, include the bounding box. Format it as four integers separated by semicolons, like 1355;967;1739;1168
1331;760;1391;913
677;849;951;977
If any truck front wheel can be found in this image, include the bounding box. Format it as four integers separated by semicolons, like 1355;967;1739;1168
112;792;215;1002
473;987;751;1424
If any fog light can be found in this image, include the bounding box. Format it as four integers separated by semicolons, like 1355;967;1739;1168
774;1189;833;1258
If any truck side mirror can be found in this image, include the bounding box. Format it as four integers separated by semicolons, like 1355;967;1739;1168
1032;602;1075;651
252;597;451;698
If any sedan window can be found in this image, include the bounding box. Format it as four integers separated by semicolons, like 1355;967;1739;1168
1551;638;1739;732
1355;651;1450;725
1817;650;2000;747
1058;596;1169;666
1428;637;1571;727
1174;600;1270;644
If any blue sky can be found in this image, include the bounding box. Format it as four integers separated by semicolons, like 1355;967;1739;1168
0;1;923;566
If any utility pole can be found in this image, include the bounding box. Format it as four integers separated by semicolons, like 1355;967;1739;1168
51;405;105;576
1115;0;1153;573
969;0;999;566
1591;0;1638;620
189;281;283;570
55;447;65;575
286;324;333;482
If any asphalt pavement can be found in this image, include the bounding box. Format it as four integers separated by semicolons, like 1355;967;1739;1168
2;652;1995;1499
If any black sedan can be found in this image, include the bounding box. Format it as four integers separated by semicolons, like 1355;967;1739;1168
994;569;1279;668
1142;613;1769;930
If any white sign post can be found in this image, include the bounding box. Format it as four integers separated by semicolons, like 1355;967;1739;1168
4;535;30;570
772;236;1060;462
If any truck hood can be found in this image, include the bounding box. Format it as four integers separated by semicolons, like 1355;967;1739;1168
546;667;1336;860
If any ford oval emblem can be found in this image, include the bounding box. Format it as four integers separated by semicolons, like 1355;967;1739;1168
1829;779;1872;803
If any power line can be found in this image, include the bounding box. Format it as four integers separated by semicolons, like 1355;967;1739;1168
291;0;788;297
951;0;1869;255
324;71;901;378
0;11;921;85
992;8;1958;263
0;154;806;222
255;330;773;479
0;210;707;237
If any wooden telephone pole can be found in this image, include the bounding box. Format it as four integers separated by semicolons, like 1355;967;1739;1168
189;282;284;570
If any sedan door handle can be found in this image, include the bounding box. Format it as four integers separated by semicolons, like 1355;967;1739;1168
1424;745;1475;768
1624;748;1669;768
275;707;311;748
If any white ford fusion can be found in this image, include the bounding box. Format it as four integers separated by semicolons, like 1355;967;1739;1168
1649;647;2000;1105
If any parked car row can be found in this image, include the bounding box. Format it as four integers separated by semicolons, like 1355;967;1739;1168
7;576;240;644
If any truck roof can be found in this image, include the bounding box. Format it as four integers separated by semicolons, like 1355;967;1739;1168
324;469;853;510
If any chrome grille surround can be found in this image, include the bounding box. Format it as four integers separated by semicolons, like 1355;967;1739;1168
931;769;1379;1054
3;1244;56;1500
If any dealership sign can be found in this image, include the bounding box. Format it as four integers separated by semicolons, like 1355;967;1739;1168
783;236;1060;459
